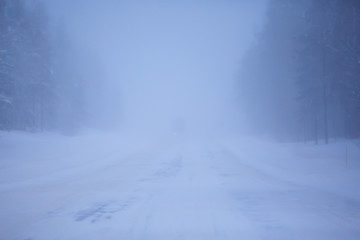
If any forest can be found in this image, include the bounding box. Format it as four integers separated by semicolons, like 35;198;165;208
1;0;360;143
0;0;102;134
241;0;360;143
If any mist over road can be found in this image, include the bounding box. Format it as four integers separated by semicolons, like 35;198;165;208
1;1;360;239
46;1;267;133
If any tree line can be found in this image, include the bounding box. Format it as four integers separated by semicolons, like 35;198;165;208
0;0;99;133
240;0;360;143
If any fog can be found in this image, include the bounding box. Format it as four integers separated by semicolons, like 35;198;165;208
2;0;359;140
2;1;360;239
47;0;267;138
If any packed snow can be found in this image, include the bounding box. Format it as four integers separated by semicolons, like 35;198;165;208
1;131;360;240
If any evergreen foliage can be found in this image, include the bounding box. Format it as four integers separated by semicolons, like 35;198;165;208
0;0;87;132
240;0;360;142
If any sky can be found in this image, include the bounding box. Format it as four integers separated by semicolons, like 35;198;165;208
47;0;268;137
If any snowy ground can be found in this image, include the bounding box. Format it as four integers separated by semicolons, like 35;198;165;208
1;131;360;240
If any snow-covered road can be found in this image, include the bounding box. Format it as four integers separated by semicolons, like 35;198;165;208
1;132;360;240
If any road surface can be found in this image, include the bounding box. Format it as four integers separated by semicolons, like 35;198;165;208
1;136;360;240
